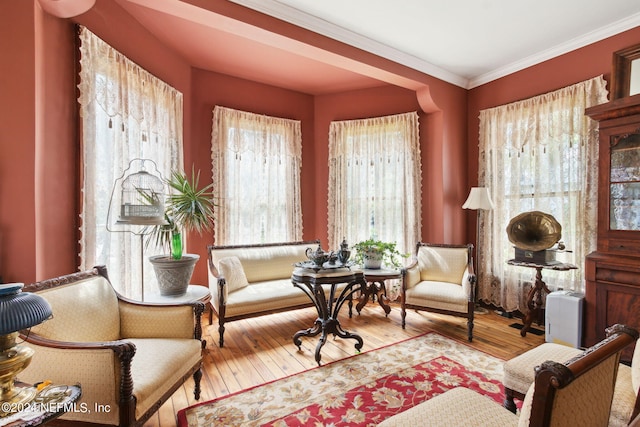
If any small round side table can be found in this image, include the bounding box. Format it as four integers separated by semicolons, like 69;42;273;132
357;268;401;316
144;284;211;305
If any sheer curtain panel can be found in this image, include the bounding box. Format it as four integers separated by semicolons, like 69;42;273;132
328;111;421;279
78;27;184;299
211;106;303;245
477;76;607;312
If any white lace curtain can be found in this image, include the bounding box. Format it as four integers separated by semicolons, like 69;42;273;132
328;112;421;273
477;76;608;312
78;27;184;299
211;106;303;245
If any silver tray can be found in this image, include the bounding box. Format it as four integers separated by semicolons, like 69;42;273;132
294;260;355;272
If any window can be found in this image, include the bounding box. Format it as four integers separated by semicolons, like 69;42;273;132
478;76;608;312
211;106;303;245
327;112;421;259
77;27;183;299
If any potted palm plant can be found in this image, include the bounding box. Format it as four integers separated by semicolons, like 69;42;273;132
147;168;216;296
352;238;407;269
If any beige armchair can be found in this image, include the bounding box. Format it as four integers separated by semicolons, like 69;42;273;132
400;243;475;341
20;266;204;427
379;324;639;427
503;335;640;425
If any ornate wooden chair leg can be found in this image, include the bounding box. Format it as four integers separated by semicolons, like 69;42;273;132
503;388;517;413
193;368;202;400
219;322;225;347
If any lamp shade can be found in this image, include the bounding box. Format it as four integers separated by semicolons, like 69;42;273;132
0;283;52;335
462;187;494;210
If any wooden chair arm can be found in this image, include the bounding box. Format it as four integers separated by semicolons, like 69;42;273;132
217;277;228;305
22;332;136;354
207;246;220;278
402;258;418;272
462;269;477;301
401;262;420;289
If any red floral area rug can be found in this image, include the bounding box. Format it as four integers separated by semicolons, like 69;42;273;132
178;333;508;427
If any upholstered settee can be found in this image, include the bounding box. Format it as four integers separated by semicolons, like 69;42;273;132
207;240;323;347
20;266;204;427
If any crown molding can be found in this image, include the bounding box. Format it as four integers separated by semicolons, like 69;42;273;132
231;0;640;91
229;0;469;88
468;12;640;89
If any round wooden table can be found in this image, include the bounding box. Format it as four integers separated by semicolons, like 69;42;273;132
291;267;366;365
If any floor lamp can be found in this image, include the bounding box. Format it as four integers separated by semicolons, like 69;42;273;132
463;187;494;314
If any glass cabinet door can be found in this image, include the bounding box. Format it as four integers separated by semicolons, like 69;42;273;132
610;133;640;230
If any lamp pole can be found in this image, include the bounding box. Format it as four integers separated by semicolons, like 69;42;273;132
463;187;494;313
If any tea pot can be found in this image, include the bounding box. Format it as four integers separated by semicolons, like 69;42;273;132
338;238;351;264
305;244;333;267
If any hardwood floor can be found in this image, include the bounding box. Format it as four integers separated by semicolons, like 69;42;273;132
144;302;545;427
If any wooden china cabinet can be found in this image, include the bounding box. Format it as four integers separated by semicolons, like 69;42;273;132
584;93;640;363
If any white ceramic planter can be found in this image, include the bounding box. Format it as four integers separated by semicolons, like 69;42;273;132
149;254;199;296
363;250;383;269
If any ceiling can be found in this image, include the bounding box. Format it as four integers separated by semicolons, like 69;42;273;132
116;0;640;94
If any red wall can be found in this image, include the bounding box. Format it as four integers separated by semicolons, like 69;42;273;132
0;0;192;283
1;1;38;283
7;0;634;289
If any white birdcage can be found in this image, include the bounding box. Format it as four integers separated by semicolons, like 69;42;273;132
109;159;167;226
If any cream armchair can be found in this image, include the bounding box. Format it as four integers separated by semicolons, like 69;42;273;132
401;243;475;341
20;266;204;427
379;324;639;427
503;335;640;425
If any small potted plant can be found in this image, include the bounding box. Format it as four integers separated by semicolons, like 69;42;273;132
147;167;216;296
352;238;408;269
